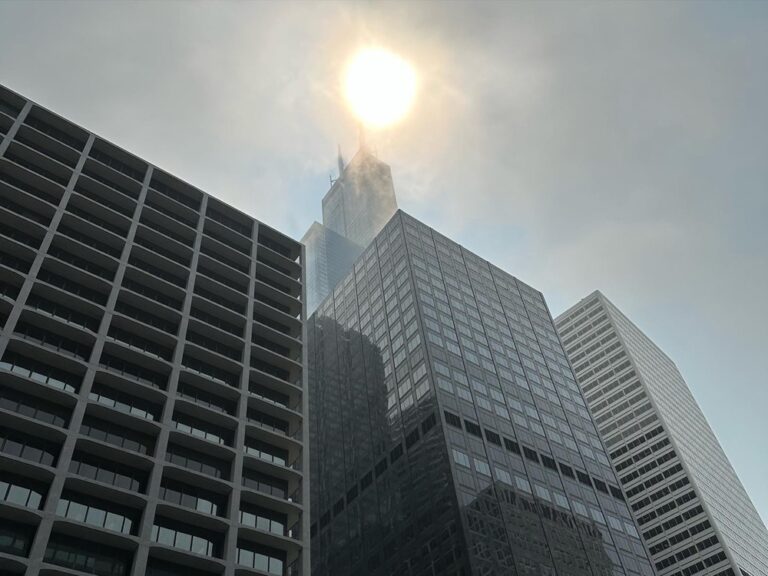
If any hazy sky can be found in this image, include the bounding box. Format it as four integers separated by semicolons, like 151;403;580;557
1;1;766;523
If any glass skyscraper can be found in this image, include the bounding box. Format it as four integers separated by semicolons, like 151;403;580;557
308;211;655;576
0;83;309;576
303;147;398;315
556;292;768;576
301;222;361;315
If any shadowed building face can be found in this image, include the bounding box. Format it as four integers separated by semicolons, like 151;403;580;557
308;210;654;576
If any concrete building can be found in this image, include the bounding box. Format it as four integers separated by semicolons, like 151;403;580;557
308;211;655;576
0;83;309;576
556;292;768;576
303;147;398;315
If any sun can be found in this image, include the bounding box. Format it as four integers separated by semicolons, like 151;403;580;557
344;48;417;129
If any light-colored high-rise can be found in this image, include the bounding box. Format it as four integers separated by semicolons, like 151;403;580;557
556;291;768;576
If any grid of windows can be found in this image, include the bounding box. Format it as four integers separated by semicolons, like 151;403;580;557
0;83;307;576
309;211;654;576
557;292;768;576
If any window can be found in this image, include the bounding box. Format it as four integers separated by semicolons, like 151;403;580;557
237;541;285;576
535;484;551;502
523;446;539;463
607;515;623;532
0;426;58;466
624;521;639;538
444;411;462;428
0;474;45;509
44;534;131;576
485;430;502;446
159;478;225;516
56;494;136;534
495;467;512;485
590;507;606;524
69;451;146;492
474;458;491;476
152;521;219;557
465;420;482;437
553;491;569;509
452;449;470;468
239;503;286;536
572;500;588;517
515;476;532;494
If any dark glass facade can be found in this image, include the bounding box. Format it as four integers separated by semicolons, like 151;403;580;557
309;211;655;576
0;83;309;576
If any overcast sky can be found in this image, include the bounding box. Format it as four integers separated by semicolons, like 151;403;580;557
2;1;766;524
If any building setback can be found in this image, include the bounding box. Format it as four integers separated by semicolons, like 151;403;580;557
0;83;309;576
308;211;655;576
555;292;768;576
301;221;362;316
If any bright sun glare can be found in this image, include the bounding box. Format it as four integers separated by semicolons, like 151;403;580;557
344;48;417;129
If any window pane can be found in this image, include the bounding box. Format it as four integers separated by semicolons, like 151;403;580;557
68;501;88;522
6;485;30;506
104;512;125;533
175;531;192;551
85;506;106;527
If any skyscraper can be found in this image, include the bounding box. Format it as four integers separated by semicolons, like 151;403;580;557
303;147;398;315
301;222;361;315
308;211;655;576
0;83;309;576
555;292;768;576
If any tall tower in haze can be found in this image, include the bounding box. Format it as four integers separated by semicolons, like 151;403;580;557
302;146;397;315
556;292;768;576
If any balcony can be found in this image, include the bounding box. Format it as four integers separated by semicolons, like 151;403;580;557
98;348;169;391
114;296;180;337
24;105;88;151
0;185;54;226
256;245;300;281
13;317;94;363
89;143;147;183
255;263;301;300
149;173;202;211
181;354;240;389
189;304;244;340
73;180;135;218
257;228;300;262
128;248;188;289
4;141;73;187
194;275;247;316
254;281;301;321
206;201;252;237
25;287;102;333
13;125;80;169
197;256;248;295
40;257;112;304
81;157;142;199
0;157;64;206
122;273;184;312
57;218;123;260
47;241;116;283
